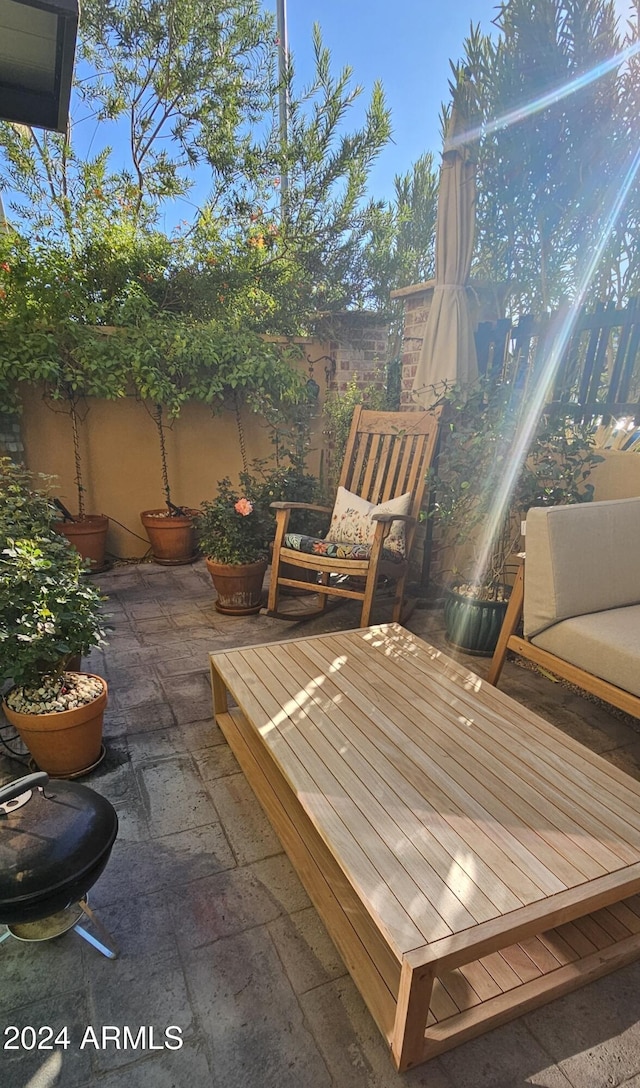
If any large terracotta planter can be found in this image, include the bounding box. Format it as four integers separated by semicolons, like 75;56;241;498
2;674;108;778
54;515;109;573
141;509;196;565
443;588;509;656
205;557;268;615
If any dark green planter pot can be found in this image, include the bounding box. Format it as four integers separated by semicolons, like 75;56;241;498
443;588;509;656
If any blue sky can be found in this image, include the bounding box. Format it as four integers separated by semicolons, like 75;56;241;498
152;0;502;229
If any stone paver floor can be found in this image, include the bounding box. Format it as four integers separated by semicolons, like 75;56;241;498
3;560;640;1088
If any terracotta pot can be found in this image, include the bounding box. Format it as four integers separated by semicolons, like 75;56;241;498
2;674;108;778
54;515;109;573
205;557;268;615
140;509;196;565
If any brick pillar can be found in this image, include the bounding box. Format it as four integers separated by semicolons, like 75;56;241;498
396;284;435;409
391;279;509;410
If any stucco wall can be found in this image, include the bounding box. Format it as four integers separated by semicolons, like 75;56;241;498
19;362;328;560
591;448;640;500
13;320;393;562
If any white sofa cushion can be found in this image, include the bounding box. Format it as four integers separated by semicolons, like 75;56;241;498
531;604;640;698
524;498;640;638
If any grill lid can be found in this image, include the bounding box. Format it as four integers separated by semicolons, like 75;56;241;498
0;775;118;911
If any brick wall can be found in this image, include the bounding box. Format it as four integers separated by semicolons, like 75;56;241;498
324;314;388;394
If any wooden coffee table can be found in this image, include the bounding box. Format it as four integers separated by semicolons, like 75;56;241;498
209;624;640;1071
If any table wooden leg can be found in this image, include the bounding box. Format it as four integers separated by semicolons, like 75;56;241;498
391;960;435;1071
210;659;229;716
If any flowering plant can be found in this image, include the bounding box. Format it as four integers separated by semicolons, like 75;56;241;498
196;475;272;565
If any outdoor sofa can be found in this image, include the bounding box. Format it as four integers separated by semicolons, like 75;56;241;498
487;496;640;719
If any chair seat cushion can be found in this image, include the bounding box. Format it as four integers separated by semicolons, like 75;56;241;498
283;533;403;563
531;603;640;698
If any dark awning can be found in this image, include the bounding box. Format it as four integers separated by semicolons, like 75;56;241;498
0;0;78;133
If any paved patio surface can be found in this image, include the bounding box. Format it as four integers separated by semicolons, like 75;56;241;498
3;560;640;1088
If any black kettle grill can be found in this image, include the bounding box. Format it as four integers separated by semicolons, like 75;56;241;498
0;772;118;957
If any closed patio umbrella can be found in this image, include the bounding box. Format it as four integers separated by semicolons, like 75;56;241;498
413;103;478;405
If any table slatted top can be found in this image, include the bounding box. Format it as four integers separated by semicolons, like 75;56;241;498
211;624;640;960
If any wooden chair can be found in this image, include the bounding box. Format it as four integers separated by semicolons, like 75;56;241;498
267;406;441;627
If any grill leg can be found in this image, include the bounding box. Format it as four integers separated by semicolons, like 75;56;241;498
73;899;118;959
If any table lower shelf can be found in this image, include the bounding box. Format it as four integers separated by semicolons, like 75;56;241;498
212;691;640;1072
423;897;640;1061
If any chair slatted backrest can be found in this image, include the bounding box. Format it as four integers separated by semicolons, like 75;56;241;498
338;407;441;522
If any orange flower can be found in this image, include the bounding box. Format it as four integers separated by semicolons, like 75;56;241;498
234;498;253;516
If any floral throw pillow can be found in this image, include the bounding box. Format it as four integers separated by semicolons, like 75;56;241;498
324;486;412;556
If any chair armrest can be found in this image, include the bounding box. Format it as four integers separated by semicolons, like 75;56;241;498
270;502;333;514
371;512;416;526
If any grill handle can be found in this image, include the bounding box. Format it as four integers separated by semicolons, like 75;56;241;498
0;772;50;806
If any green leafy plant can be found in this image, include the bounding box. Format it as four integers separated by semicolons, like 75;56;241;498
0;2;395;334
0;457;57;541
252;463;327;538
430;373;604;600
0;461;107;689
250;390;327;536
459;1;639;310
197;475;272;565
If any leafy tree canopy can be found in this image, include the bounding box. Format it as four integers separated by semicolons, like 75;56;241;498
0;0;405;331
454;0;639;312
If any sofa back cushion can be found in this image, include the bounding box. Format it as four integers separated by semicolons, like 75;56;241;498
523;497;640;638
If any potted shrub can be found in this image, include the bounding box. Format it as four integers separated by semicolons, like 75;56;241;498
197;475;272;614
131;319;218;566
431;375;602;654
139;402;197;565
0;459;108;776
50;383;110;573
0;248;118;574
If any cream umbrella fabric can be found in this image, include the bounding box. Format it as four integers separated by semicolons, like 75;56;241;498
413;105;478;405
